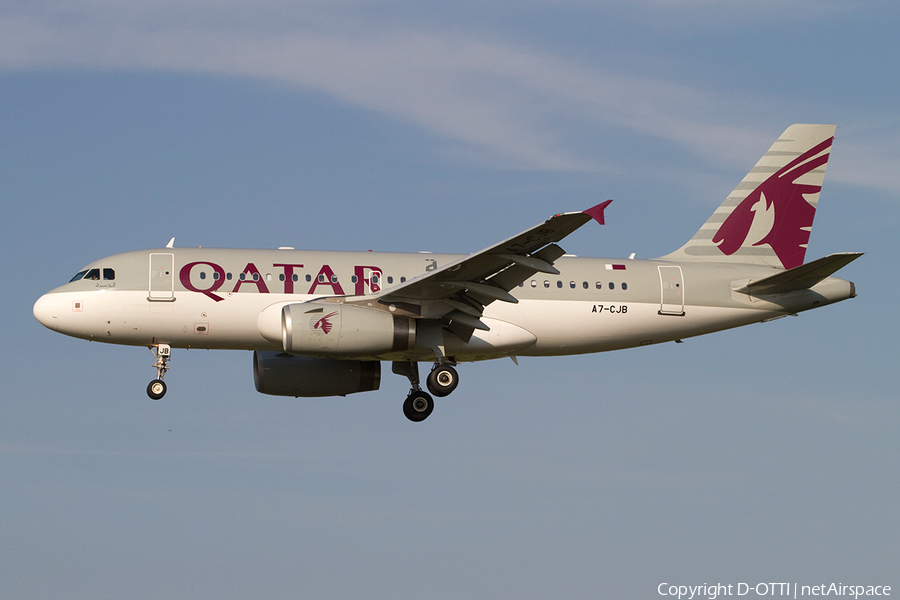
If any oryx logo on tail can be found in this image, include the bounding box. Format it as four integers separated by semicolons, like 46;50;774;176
713;136;833;270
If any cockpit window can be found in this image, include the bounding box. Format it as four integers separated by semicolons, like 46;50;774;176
69;268;114;282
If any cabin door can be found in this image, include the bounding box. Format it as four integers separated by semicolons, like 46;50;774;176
658;266;685;316
149;253;175;301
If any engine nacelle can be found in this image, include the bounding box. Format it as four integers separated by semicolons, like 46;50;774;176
253;351;381;397
281;302;415;357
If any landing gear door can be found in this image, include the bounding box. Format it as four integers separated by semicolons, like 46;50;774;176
658;265;685;316
149;253;175;301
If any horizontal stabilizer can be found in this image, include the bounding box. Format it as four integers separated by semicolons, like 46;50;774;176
735;252;863;295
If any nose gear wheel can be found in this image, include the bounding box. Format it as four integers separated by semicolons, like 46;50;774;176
147;379;167;400
147;344;171;400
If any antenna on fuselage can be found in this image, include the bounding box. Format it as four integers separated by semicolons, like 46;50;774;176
166;238;175;248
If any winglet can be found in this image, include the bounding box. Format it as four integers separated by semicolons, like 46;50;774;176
583;200;613;225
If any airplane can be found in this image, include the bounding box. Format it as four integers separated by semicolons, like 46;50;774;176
33;124;861;421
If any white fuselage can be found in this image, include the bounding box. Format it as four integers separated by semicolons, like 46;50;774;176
33;247;856;363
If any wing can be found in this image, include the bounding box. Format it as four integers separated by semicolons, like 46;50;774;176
347;201;611;341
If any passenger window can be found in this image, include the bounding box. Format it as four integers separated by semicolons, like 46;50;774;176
556;281;562;289
387;276;394;284
306;274;312;282
103;268;115;280
596;282;602;289
543;280;550;288
569;281;575;289
85;268;100;280
609;282;615;290
69;270;88;283
531;280;537;288
582;281;588;289
622;282;628;290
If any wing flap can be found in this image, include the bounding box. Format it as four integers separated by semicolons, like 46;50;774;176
495;253;560;275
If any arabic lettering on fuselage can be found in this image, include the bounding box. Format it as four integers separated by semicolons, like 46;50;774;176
179;261;386;302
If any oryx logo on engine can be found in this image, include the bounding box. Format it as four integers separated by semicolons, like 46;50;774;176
310;311;338;335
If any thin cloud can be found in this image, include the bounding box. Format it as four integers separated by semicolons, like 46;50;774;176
2;2;898;191
0;14;767;168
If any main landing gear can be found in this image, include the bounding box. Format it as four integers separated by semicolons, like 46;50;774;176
147;344;171;400
393;360;460;422
426;363;459;397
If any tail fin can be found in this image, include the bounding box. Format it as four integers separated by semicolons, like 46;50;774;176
664;124;836;270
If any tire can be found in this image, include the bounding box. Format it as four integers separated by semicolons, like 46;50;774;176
147;379;167;400
426;364;459;397
403;390;434;422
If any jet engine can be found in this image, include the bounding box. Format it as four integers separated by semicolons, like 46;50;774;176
280;302;416;357
253;351;381;397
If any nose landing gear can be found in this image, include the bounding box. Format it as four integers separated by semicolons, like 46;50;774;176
147;344;171;400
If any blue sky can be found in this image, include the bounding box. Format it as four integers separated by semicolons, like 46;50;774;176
2;1;898;598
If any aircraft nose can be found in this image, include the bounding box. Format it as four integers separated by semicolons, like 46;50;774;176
33;294;59;331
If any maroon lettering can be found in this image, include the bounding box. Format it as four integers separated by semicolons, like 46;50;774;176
180;261;226;302
354;265;382;295
274;263;304;294
232;263;270;294
308;264;345;295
